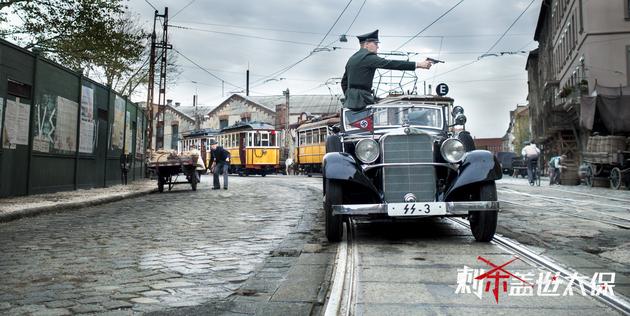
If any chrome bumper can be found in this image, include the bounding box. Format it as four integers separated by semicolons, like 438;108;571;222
332;201;500;216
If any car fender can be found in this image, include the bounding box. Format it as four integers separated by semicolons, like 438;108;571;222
323;152;381;198
443;150;502;200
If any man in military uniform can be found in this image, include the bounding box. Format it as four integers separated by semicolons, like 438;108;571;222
341;29;434;110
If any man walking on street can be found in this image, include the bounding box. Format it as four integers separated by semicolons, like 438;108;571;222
549;154;567;185
209;139;230;190
521;141;540;185
341;29;434;110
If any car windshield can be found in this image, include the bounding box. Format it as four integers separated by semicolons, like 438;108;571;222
344;105;443;130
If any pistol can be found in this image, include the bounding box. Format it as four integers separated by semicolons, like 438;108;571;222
426;57;445;64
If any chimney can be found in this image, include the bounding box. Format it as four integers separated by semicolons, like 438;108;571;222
175;102;180;107
167;99;173;106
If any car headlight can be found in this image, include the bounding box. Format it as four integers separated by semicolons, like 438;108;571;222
355;139;380;163
440;138;466;163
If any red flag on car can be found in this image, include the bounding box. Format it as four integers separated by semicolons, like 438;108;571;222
350;116;374;132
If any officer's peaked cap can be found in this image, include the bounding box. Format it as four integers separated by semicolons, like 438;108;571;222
357;29;379;43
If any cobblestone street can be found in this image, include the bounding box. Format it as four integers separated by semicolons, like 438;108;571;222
0;175;325;315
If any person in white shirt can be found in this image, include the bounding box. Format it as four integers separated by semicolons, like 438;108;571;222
521;141;541;185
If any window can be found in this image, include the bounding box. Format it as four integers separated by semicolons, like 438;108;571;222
171;124;179;150
219;119;228;129
261;132;270;146
626;0;630;19
626;46;630;86
299;132;305;146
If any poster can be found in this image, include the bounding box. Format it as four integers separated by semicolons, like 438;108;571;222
32;94;78;154
0;97;3;148
32;94;56;153
55;96;78;152
124;111;132;154
79;86;96;153
3;98;30;149
135;112;144;159
111;96;125;149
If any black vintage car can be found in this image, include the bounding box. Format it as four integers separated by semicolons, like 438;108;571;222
322;95;502;242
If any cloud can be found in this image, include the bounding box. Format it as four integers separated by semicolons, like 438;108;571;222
128;0;541;138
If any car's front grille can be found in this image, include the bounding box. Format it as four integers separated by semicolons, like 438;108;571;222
382;134;435;203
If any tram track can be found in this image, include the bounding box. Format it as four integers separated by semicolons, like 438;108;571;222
324;218;358;316
323;218;630;315
449;218;630;315
498;188;630;228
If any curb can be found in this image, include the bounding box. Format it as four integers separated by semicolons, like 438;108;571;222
0;188;157;223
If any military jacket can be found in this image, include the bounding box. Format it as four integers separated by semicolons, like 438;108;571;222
341;48;415;110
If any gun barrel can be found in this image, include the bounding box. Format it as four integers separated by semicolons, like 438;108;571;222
426;58;445;64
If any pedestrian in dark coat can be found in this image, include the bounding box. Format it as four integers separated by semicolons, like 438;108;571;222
341;29;434;110
209;139;230;190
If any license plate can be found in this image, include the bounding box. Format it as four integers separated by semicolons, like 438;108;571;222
387;202;447;216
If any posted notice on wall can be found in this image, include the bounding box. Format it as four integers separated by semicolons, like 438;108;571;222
3;98;30;149
124;111;132;154
111;96;125;150
55;96;78;153
79;86;96;154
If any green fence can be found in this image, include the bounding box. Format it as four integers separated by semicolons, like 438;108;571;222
0;39;146;197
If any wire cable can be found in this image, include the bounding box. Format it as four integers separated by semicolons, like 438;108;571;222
173;48;244;90
315;0;354;49
395;0;465;51
171;0;196;19
144;0;158;11
343;0;367;34
481;0;536;57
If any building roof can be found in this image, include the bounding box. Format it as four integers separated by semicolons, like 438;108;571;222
246;94;342;115
221;121;276;132
533;0;551;41
177;105;215;119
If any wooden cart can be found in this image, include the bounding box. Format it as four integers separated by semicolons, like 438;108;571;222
583;136;630;190
147;152;200;192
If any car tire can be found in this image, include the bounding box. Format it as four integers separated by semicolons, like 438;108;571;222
326;135;342;153
469;182;498;242
324;179;344;242
457;131;476;152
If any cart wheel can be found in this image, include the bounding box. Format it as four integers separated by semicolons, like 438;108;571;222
158;176;165;193
190;173;198;191
610;167;622;190
586;165;594;187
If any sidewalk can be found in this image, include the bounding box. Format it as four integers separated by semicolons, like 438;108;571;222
0;180;156;223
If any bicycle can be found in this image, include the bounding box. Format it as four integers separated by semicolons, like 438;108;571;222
529;161;541;186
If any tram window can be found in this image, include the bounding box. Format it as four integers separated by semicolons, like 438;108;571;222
299;132;305;146
271;132;277;146
320;128;327;143
247;132;253;147
261;132;269;146
253;132;261;146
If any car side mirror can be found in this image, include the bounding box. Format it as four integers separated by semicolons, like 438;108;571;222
455;113;467;126
451;105;464;118
331;124;341;134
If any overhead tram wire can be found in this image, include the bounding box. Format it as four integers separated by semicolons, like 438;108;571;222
169;25;321;47
395;0;465;51
171;0;195;19
342;0;367;34
252;0;355;87
314;0;354;49
144;0;158;11
431;0;537;80
173;48;244;91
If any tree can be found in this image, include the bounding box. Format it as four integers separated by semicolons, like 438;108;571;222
1;0;147;90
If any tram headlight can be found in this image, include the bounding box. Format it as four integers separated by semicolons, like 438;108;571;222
440;138;466;163
355;139;379;164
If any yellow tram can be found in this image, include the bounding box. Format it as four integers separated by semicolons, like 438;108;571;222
295;114;340;175
178;128;220;167
215;122;280;176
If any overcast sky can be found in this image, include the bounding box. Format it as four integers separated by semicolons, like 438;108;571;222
126;0;542;138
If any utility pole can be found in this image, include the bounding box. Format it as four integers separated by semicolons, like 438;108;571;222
283;88;290;162
246;69;250;96
154;7;172;150
145;10;158;150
